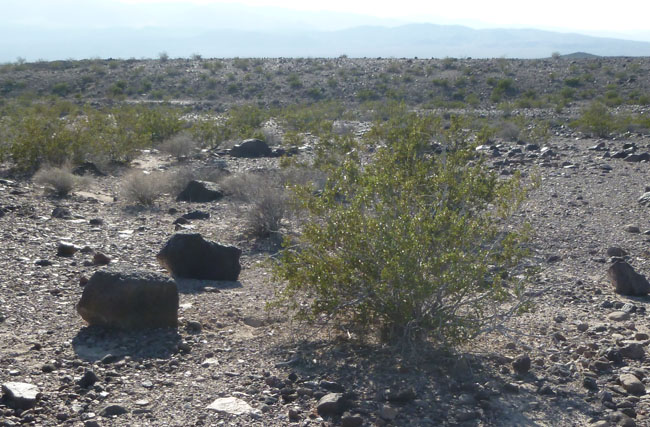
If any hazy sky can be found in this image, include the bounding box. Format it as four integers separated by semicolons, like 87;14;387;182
116;0;650;37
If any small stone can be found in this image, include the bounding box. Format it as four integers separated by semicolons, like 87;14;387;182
100;404;128;417
52;207;72;219
620;342;645;360
512;354;531;375
243;317;264;328
182;210;210;220
456;409;479;422
92;252;111;265
57;242;78;257
41;363;55;373
624;225;641;233
577;323;589;332
320;380;345;393
608;262;650;296
341;413;364;427
552;331;567;341
379;404;398;421
620;373;645;395
185;321;202;333
607;247;628;257
89;218;104;226
317;393;345;416
35;259;53;266
77;371;98;388
386;387;417;403
288;408;301;422
609;311;631;321
1;382;41;409
583;377;598;391
207;397;259;416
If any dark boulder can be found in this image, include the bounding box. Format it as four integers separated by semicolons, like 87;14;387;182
157;233;241;281
77;270;178;329
176;180;223;203
608;261;650;296
230;139;272;158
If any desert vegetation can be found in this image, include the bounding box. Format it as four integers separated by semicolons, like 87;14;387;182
1;55;650;426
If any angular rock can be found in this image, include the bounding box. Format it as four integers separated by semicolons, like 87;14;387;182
638;192;650;206
341;413;364;427
92;252;111;266
1;382;41;409
77;370;99;388
512;354;531;375
379;404;398;421
317;393;346;416
77;270;178;329
181;210;210;220
57;241;78;257
607;247;628;257
620;342;645;360
157;233;241;281
100;404;128;417
176;180;223;203
609;311;631;322
207;397;259;416
620;373;645;395
624;224;640;233
608;262;650;296
52;207;72;219
230;138;272;158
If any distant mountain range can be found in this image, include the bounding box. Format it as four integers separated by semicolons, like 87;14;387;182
2;1;650;61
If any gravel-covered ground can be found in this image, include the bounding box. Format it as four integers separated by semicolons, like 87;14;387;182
2;121;650;426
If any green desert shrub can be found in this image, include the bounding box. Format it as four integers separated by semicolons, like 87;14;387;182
573;101;616;138
273;113;533;347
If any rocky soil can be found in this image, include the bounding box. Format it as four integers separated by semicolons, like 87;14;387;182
2;121;650;427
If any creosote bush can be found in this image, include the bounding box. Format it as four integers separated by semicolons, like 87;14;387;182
273;113;533;347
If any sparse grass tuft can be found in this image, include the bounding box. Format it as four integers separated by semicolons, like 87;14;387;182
33;165;80;197
159;132;198;160
121;170;168;206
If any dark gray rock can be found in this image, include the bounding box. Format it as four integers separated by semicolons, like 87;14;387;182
317;393;346;416
512;354;531;375
77;370;98;388
100;404;128;417
176;180;223;203
181;210;210;220
57;241;78;257
607;247;628;257
230;138;272;158
157;233;241;281
77;270;178;329
608;261;650;296
52;207;72;219
1;382;40;409
620;342;645;360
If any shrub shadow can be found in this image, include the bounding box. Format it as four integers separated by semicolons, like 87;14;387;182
270;337;598;425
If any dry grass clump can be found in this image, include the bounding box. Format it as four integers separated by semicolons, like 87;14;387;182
159;132;198;160
121;170;168;206
33;165;82;197
221;171;288;237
